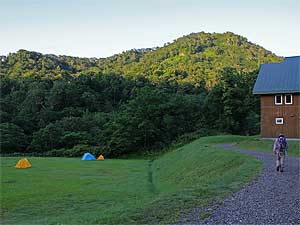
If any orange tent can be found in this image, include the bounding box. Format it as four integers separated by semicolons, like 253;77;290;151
15;158;32;169
97;155;105;161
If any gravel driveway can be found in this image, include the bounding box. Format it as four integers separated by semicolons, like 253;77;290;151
184;144;300;225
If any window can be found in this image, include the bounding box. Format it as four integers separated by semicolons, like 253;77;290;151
274;95;282;105
285;94;293;104
275;118;284;125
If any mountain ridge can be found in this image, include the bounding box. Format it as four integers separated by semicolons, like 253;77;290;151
0;31;282;87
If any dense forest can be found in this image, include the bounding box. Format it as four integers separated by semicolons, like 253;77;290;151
0;32;281;156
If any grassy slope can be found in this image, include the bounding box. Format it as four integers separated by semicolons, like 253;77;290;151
141;136;261;223
234;136;300;157
1;135;261;224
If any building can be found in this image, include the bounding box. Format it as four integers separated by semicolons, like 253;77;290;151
253;56;300;138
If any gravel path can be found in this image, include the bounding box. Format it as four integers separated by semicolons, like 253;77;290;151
184;144;300;225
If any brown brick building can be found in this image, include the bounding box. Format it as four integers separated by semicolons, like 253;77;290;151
253;56;300;138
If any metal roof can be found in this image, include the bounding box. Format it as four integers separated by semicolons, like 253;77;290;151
253;56;300;94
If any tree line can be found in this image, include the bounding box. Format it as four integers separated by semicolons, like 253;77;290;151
1;69;259;156
1;32;281;156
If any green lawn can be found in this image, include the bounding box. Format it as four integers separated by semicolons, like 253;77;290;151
234;136;300;157
1;135;262;224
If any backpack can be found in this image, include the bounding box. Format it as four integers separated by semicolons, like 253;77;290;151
279;143;284;153
278;138;286;153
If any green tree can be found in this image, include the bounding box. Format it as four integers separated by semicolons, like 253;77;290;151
0;123;27;153
30;123;64;152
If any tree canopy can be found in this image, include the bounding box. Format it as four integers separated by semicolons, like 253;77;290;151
0;32;281;156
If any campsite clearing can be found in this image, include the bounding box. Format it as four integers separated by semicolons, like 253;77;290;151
1;136;262;224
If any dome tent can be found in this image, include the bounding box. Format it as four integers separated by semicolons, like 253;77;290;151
81;152;96;160
97;155;105;160
15;158;32;169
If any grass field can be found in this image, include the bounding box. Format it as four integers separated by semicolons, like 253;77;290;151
1;135;263;224
234;136;300;157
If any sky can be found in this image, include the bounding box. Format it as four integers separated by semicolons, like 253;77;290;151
0;0;299;58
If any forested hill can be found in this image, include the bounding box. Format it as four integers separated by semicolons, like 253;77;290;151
1;32;280;87
0;32;282;157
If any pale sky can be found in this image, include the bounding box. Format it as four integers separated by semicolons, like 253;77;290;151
0;0;299;58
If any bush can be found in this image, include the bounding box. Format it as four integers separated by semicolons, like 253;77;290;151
30;123;64;152
0;123;28;153
244;112;260;135
47;144;104;157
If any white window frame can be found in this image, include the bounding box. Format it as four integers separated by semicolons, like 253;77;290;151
274;95;283;105
275;117;284;125
284;94;293;105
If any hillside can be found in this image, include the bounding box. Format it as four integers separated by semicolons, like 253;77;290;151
0;32;282;156
1;32;281;87
99;32;281;87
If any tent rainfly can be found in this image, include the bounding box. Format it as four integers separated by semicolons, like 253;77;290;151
97;155;105;160
81;153;96;160
15;158;32;169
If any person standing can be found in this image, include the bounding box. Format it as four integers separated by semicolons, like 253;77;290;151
273;134;288;172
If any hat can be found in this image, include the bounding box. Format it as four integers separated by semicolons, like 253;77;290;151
278;133;285;138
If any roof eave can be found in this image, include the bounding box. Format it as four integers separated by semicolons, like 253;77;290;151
253;90;300;95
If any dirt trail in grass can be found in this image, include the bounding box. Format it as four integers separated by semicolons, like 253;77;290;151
148;160;158;194
185;144;300;225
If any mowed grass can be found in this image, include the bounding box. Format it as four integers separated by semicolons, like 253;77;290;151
1;135;262;224
234;136;300;157
1;158;155;224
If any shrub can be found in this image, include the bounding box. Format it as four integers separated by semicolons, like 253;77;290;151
47;144;104;157
0;123;28;153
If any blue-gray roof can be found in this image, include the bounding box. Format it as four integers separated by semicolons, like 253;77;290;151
253;56;300;94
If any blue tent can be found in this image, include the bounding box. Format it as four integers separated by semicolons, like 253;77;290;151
81;152;96;160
